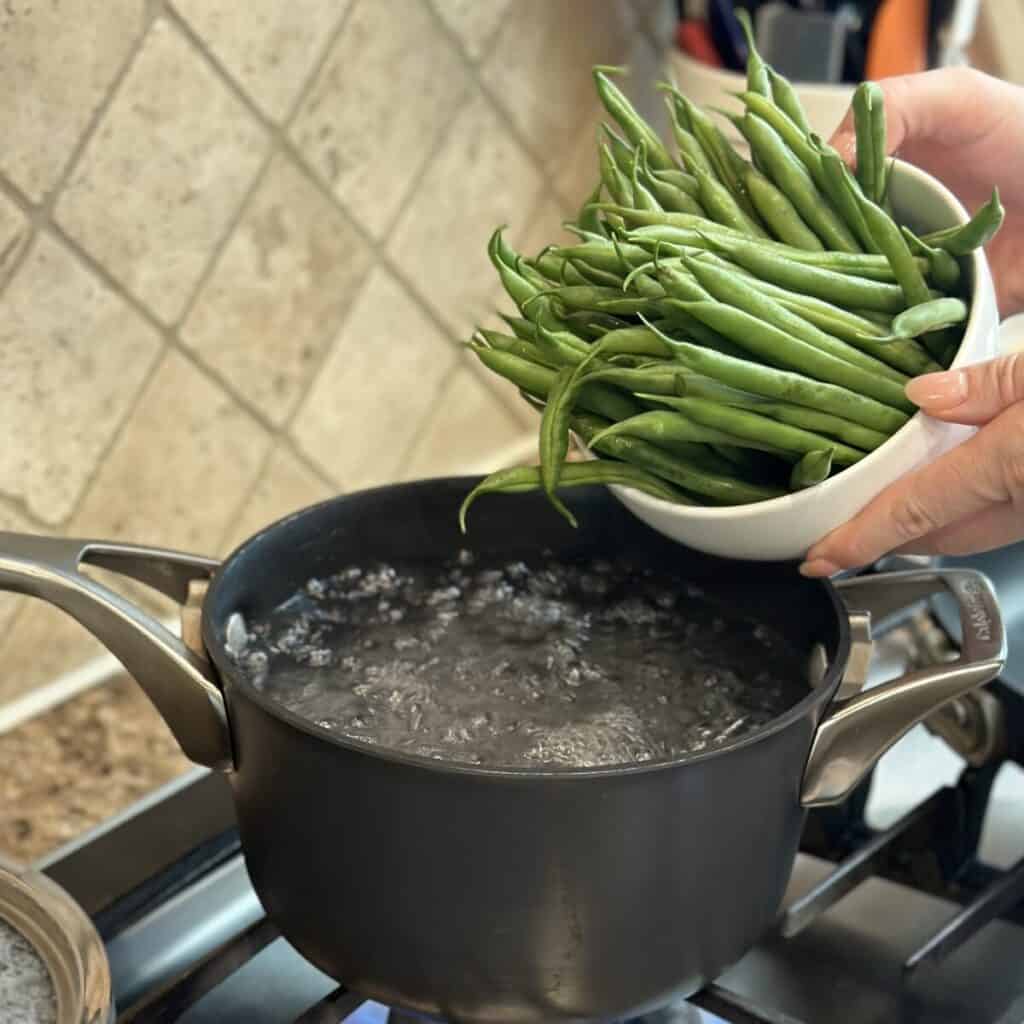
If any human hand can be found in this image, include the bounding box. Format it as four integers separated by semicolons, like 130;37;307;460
800;355;1024;576
829;67;1024;318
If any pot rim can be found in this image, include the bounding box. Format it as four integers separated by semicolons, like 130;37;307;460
205;481;854;781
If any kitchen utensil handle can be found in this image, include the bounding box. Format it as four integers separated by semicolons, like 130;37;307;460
801;569;1005;807
0;532;231;770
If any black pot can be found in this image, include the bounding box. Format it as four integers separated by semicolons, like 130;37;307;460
0;479;1006;1024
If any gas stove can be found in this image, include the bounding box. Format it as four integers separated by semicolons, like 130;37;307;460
29;550;1024;1024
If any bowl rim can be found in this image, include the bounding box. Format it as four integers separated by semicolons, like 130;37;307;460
597;158;986;524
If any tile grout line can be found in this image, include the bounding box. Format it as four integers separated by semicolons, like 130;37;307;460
162;0;361;332
420;0;568;211
40;7;162;221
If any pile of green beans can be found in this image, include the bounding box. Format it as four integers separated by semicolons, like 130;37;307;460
459;48;1004;531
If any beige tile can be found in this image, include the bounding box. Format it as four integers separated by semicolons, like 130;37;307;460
72;349;271;548
291;268;456;489
172;0;350;121
290;0;469;240
481;0;632;175
554;101;605;213
56;19;269;324
400;365;530;480
0;0;144;202
0;234;163;525
222;443;333;554
431;0;511;61
0;349;272;698
388;95;543;338
181;155;372;426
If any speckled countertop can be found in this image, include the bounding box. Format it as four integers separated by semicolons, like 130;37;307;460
0;676;192;863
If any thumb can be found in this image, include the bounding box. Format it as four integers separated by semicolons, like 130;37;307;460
906;353;1024;425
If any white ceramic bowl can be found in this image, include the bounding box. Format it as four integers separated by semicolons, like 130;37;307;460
595;159;1004;562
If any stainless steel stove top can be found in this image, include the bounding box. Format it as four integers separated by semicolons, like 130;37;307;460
31;555;1024;1024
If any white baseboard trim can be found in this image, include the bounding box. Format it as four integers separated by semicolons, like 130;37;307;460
0;614;178;735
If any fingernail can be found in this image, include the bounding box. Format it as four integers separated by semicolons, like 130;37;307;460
799;558;840;578
906;370;967;410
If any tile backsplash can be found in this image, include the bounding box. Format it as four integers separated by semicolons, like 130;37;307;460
0;0;672;707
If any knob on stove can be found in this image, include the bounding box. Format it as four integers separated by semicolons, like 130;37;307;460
0;856;112;1024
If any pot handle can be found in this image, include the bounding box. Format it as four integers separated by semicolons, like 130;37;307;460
801;569;1006;808
0;532;232;771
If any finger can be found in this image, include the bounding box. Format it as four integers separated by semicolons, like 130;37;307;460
896;501;1023;556
800;410;1021;574
905;353;1024;425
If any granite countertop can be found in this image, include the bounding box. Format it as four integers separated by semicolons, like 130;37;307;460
0;675;192;863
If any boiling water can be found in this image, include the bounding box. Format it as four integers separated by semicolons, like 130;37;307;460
233;552;807;768
0;918;56;1024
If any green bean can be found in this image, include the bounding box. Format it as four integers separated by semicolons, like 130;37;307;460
577;181;607;237
921;188;1004;254
692;165;765;236
593;409;792;459
656;305;752;358
572;413;784;504
652;167;699;196
853;189;931;307
563;311;633;338
555;242;647;275
532;322;591;367
638;147;704;215
699;233;909;312
488;228;536;309
688;388;891;451
644;395;865;465
869;297;969;341
566;258;623;289
638;258;708;302
674;93;764;228
680;253;909;384
531;286;658;317
743;165;824;250
624;222;929;280
813;137;879;253
476;330;556;368
581;325;673;359
736;8;771;97
867;83;888;205
739;113;862;253
790;449;834;490
662;301;914;411
583;363;684;396
628;144;663;213
599;142;633;207
667;96;719;178
900;227;961;291
724;271;940;376
500;314;537;342
538;369;577;523
709;443;769;477
767;67;811;134
459;462;692;531
738;92;827;192
646;328;910;433
471;344;639;422
593;67;675;171
602;123;636;175
853;83;885;204
532;250;586;285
